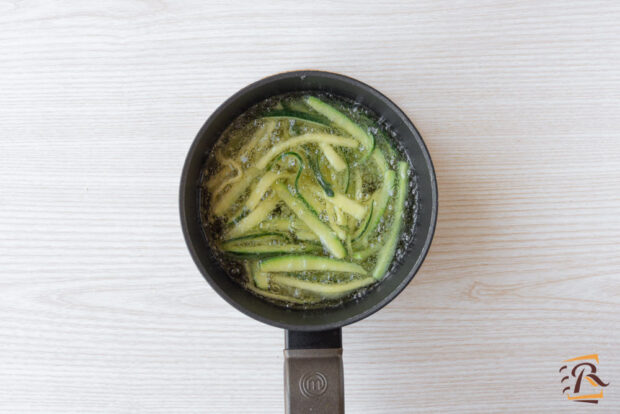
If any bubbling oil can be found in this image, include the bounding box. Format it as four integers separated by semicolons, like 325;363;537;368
199;92;418;309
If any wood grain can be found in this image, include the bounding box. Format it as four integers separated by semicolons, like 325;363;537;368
1;1;619;412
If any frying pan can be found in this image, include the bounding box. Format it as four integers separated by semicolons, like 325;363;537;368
180;71;437;413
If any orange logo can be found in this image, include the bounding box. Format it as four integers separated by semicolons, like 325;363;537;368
560;354;610;404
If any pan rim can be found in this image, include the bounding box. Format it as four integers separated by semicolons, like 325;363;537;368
180;70;438;331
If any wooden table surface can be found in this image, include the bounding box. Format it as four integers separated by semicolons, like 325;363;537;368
2;1;619;413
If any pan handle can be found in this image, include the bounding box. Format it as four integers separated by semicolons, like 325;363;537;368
284;328;344;414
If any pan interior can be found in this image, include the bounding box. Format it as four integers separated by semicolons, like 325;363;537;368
180;71;437;331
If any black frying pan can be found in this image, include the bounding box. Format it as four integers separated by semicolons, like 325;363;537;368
180;71;437;413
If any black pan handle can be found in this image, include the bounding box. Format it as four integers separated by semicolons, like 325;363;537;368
284;329;344;413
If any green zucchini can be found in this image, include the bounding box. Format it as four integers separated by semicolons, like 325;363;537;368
329;193;367;220
372;162;409;280
319;143;347;172
224;196;280;239
273;182;346;258
256;133;358;169
353;169;363;200
305;96;375;160
212;167;261;217
244;171;287;210
352;244;381;261
222;242;321;256
259;255;367;274
307;150;334;197
294;229;320;242
372;148;390;174
351;200;374;242
306;182;367;221
224;232;288;243
251;265;270;289
341;157;350;194
362;169;396;241
269;274;376;299
259;217;308;233
246;263;321;304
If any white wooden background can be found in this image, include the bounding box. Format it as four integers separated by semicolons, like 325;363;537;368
1;1;619;413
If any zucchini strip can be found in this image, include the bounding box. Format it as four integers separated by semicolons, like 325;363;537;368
308;151;334;197
274;182;346;258
212;167;261;216
224;232;287;243
297;182;326;217
269;274;375;299
252;265;270;289
259;217;306;232
353;169;363;201
222;242;321;255
213;158;243;195
247;263;320;304
255;133;358;169
352;244;382;261
341;157;350;194
351;200;374;242
319;143;347;172
240;120;275;160
329;193;367;221
245;171;287;210
221;232;321;256
363;169;396;239
305;96;375;160
295;229;320;242
334;205;346;225
224;196;279;239
325;203;347;240
307;183;367;221
372;147;390;174
259;255;367;274
372;162;410;280
205;165;231;190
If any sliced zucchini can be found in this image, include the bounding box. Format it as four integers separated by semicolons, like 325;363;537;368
222;242;321;256
351;200;374;242
224;196;279;239
269;274;375;299
212;167;261;217
306;182;367;221
251;265;270;289
362;169;396;240
372;162;409;280
353;169;363;201
305;96;375;160
319;143;347;172
244;171;287;210
372;148;390;174
352;244;381;261
256;133;358;169
307;150;334;197
334;205;346;226
259;217;308;233
241;120;275;159
246;263;321;304
224;232;288;243
274;181;346;258
294;229;320;242
329;193;367;221
341;157;350;194
259;255;367;274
